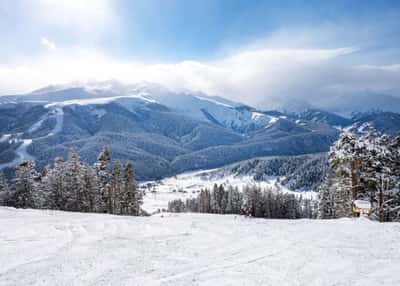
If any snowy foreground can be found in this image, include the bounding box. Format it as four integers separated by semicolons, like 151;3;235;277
0;207;399;286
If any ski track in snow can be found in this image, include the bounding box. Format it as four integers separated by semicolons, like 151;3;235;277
0;106;64;169
0;207;399;286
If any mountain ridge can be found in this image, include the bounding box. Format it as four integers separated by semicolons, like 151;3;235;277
0;81;399;181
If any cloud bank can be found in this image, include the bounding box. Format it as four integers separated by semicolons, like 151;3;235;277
0;45;399;109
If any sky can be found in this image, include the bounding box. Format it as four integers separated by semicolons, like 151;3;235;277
0;0;400;108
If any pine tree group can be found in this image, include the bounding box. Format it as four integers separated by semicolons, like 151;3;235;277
168;184;316;219
319;129;400;221
0;146;143;216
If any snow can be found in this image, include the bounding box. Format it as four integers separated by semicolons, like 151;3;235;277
140;169;316;213
265;116;279;128
0;134;11;143
194;95;233;108
45;93;156;107
49;107;64;135
358;122;370;133
0;207;399;286
354;200;372;209
251;112;265;120
28;118;45;133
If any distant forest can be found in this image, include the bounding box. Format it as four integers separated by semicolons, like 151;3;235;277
168;184;316;219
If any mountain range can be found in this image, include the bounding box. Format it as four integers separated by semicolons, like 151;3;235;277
1;81;399;183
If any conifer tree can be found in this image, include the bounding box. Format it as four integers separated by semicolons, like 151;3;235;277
47;157;65;209
122;161;141;215
11;161;37;208
111;160;122;214
96;146;111;213
0;171;10;205
63;148;82;211
80;163;97;212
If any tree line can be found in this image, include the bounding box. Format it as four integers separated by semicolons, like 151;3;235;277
0;146;143;216
168;184;316;219
318;129;400;222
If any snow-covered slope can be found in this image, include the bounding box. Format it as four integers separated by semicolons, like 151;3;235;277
0;106;63;170
0;207;399;286
5;81;279;133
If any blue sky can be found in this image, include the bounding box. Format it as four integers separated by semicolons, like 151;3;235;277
0;0;399;107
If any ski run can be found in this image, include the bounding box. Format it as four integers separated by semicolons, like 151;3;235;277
0;207;399;286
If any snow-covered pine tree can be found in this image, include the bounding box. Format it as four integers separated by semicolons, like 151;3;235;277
80;163;98;212
210;184;220;213
46;157;65;210
358;128;380;202
230;186;242;214
263;188;274;218
0;171;10;205
241;185;252;216
241;185;263;217
10;161;37;209
111;160;122;214
225;185;234;214
122;161;141;215
221;187;229;214
217;185;226;214
317;173;335;219
34;165;52;209
198;188;211;213
387;134;400;221
63;148;83;211
95;146;111;213
321;131;356;218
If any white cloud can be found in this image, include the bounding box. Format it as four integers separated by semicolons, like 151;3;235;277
0;43;399;109
29;0;116;41
40;37;56;51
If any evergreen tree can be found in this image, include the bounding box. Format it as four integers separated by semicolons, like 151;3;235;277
46;157;65;209
318;131;356;218
198;189;211;213
63;148;83;211
111;160;122;214
34;165;52;209
80;163;97;212
95;146;111;213
210;184;220;213
0;171;10;205
122;161;141;215
11;161;37;208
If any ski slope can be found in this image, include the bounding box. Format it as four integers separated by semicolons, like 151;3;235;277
0;207;399;286
0;106;64;170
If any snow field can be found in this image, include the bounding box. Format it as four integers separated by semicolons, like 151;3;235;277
0;207;399;286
